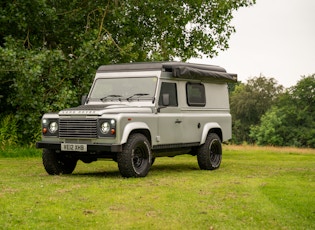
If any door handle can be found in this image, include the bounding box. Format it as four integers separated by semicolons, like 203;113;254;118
175;119;182;124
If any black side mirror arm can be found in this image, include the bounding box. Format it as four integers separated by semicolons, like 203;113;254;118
81;95;87;105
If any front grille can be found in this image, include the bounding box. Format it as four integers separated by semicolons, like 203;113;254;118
59;119;97;138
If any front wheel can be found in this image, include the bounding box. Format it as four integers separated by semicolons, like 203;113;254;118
42;149;77;175
197;133;222;170
117;133;152;178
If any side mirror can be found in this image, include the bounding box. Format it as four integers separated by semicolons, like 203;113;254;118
81;95;87;105
162;93;170;106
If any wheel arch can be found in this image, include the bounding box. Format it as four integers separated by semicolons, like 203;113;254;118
120;122;152;145
200;123;222;145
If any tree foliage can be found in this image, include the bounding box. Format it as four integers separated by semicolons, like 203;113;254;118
249;106;285;146
249;74;315;148
230;76;284;144
0;0;256;144
1;0;256;59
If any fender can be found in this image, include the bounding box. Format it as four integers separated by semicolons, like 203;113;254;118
200;122;222;145
120;122;151;144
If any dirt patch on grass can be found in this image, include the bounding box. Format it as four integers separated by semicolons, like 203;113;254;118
224;145;315;154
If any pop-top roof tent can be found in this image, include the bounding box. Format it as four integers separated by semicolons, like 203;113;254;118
97;62;237;83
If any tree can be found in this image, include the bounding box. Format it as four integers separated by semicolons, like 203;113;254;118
249;74;315;148
1;0;256;59
277;75;315;147
230;76;284;144
0;0;256;144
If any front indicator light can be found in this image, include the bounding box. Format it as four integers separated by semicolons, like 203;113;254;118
111;129;116;135
42;128;48;134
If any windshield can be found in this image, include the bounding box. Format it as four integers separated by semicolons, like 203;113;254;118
89;77;158;102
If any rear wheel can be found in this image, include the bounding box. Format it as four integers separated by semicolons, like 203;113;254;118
42;149;77;175
197;133;222;170
117;133;152;178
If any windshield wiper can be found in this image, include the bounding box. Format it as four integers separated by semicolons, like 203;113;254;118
100;94;123;102
126;93;149;101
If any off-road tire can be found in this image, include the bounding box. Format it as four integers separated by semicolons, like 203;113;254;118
117;133;152;178
197;133;222;170
42;149;77;175
150;157;156;166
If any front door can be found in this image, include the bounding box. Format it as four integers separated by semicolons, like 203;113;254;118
156;82;183;145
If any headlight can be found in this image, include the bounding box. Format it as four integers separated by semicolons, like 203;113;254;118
100;121;110;134
49;121;58;133
98;119;116;137
42;118;59;136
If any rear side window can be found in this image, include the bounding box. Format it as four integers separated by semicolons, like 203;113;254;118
186;82;206;106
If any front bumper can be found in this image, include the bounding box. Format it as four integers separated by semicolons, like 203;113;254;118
36;141;122;153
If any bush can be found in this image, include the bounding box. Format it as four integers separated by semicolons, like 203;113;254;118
0;114;18;149
249;107;285;146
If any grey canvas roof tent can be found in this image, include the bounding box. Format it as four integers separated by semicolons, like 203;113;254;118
97;62;237;83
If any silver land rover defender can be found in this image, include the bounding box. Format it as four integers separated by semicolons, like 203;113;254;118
36;62;237;177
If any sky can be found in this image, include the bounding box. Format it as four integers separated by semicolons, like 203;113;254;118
190;0;315;88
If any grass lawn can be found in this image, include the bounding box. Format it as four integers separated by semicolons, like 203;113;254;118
0;145;314;229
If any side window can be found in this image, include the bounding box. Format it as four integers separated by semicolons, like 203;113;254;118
186;82;206;107
158;82;178;106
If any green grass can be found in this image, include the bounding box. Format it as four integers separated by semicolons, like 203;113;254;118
0;146;314;229
0;146;41;158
